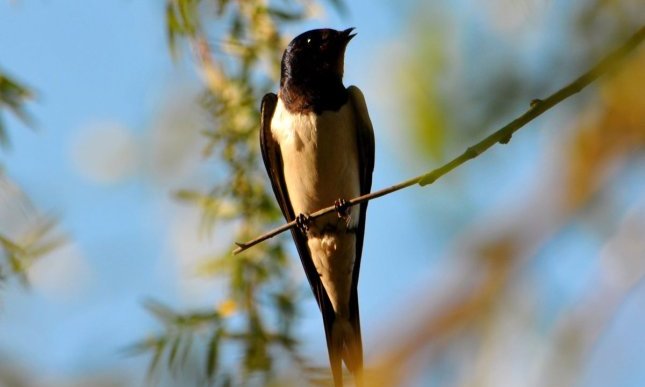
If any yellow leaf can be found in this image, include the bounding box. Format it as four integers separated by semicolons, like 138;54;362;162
217;299;237;317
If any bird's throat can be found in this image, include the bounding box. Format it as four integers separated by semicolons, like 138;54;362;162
280;75;348;115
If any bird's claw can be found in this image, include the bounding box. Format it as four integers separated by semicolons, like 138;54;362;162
334;198;350;219
296;213;312;233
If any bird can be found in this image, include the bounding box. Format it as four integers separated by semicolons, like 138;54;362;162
259;28;375;386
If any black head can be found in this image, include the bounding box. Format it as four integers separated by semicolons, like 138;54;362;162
280;28;356;86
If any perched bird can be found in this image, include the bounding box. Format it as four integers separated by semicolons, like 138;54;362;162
259;28;375;386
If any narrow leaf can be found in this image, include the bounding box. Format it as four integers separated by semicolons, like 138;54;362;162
206;328;223;379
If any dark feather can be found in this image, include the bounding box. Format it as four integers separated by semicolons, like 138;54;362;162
279;28;352;115
280;74;348;115
344;86;375;381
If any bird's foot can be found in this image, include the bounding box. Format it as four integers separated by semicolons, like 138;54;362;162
335;198;354;228
295;213;312;233
334;198;351;219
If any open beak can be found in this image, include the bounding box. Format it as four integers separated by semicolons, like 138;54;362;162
342;27;357;43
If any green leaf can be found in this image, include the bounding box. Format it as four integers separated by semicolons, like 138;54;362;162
178;0;198;36
122;336;166;356
143;299;177;324
166;3;180;55
0;71;35;148
180;333;193;366
0;235;26;256
148;337;166;378
206;328;223;379
0;114;8;148
167;334;181;370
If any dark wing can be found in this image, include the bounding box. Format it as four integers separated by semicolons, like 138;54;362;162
346;86;375;376
347;86;375;284
259;93;340;379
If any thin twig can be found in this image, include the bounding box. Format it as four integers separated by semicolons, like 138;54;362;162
233;25;645;255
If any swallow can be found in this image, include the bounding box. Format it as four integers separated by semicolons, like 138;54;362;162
259;28;375;386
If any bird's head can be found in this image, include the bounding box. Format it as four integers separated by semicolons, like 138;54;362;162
280;28;356;86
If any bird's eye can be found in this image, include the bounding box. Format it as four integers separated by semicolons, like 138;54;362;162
306;38;311;44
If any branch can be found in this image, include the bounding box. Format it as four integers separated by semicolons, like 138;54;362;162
233;25;645;255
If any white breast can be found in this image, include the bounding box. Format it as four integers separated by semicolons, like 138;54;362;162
271;98;360;316
270;99;361;226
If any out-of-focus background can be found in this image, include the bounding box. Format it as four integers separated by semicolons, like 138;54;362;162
0;0;643;386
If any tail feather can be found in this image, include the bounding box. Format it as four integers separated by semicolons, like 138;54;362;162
317;268;363;386
324;311;363;387
321;312;343;387
346;285;364;385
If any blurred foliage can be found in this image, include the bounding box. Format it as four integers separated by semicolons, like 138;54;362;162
0;71;33;149
0;172;65;292
399;2;632;163
0;71;62;292
367;1;644;386
134;0;645;386
135;0;344;385
0;217;64;287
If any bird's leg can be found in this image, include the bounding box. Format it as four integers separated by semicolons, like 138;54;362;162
295;213;312;234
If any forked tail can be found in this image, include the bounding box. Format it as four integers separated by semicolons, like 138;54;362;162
323;308;363;387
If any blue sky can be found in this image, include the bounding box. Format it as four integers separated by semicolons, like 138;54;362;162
0;1;178;381
1;1;644;386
